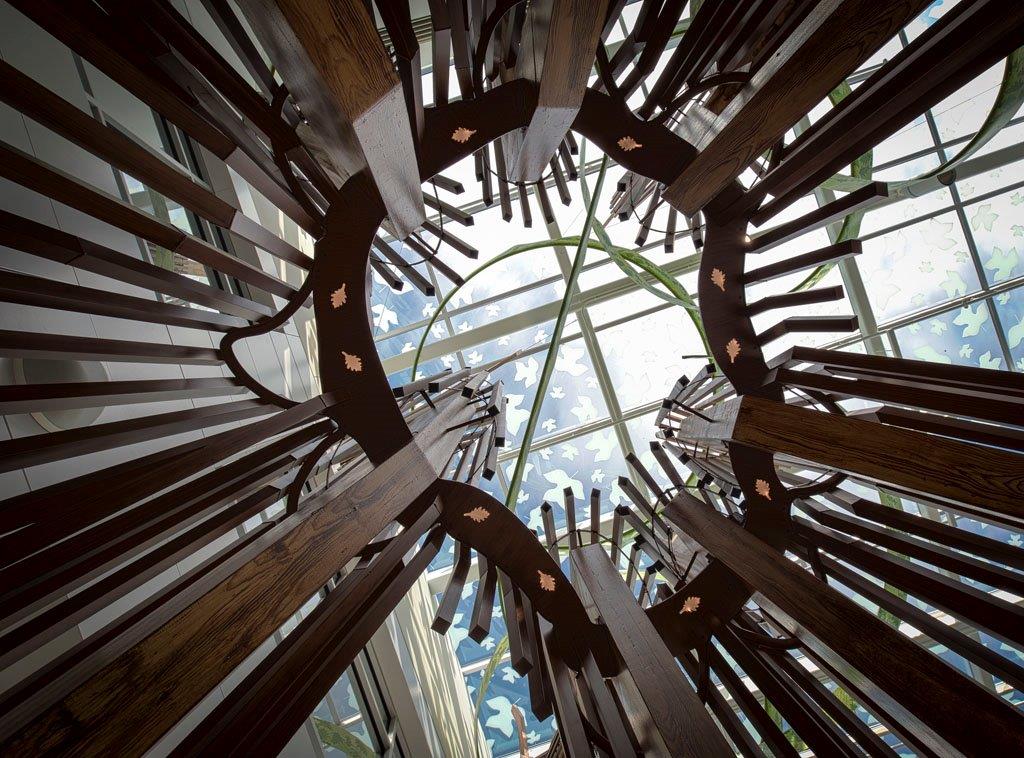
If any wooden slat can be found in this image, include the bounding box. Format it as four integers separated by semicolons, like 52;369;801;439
749;182;888;243
744;240;860;284
0;396;473;755
747;285;844;315
665;499;1024;757
0;330;221;365
236;0;424;237
0;210;271;320
0;377;245;414
677;395;1024;520
469;553;498;642
661;0;930;215
0;59;310;270
0;270;244;331
8;0;317;233
756;315;858;345
174;512;445;755
752;0;1024;221
0;399;273;473
507;0;611;181
796;516;1024;647
0;142;295;298
572;544;732;756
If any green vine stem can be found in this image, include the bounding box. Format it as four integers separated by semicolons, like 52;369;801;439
502;156;609;509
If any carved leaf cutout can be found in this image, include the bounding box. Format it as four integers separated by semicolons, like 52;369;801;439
451;126;476;143
617;136;643;151
726;338;741;364
465;506;490;523
711;268;726;291
330;284;347;309
755;479;771;500
342;351;363;372
680;596;701;613
538;570;556;592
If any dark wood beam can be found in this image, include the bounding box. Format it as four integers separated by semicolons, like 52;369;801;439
236;0;425;237
507;0;610;181
665;499;1024;756
0;394;474;755
572;543;733;757
661;0;929;216
677;395;1024;521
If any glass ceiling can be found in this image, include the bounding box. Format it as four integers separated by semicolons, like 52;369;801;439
364;1;1024;753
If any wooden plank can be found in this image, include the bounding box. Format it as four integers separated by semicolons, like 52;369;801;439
0;142;295;298
0;270;244;332
0;399;273;473
507;0;611;181
0;330;221;365
752;0;1024;221
236;0;424;237
679;395;1024;520
173;510;445;755
0;59;310;270
661;0;930;215
571;543;733;757
0;209;271;320
0;377;245;414
665;499;1024;756
8;0;317;234
0;395;474;755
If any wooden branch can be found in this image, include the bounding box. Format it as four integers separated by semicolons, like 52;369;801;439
572;544;733;756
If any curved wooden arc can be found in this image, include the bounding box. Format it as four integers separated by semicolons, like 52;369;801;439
435;479;610;669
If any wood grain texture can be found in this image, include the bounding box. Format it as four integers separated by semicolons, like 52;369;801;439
679;395;1024;520
508;0;611;181
662;0;930;215
666;501;1024;756
236;0;424;237
572;544;733;757
0;397;472;756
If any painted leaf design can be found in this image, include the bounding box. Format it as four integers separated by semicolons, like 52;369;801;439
538;570;556;592
451;126;476;143
711;268;726;291
330;284;347;309
755;478;771;500
617;136;643;151
342;351;363;372
680;595;700;613
465;506;490;523
726;338;741;363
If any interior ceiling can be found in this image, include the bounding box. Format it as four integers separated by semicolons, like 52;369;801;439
0;1;1022;757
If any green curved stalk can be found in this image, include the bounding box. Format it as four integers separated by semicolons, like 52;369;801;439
408;235;700;377
503;156;609;509
472;633;510;758
579;139;711;356
313;718;374;757
798;49;1023;291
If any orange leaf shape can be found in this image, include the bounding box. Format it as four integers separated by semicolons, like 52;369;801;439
711;268;726;291
342;351;363;372
755;479;771;500
330;284;347;309
451;126;476;143
680;595;700;613
538;570;556;592
726;338;741;364
617;136;642;151
465;506;490;523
